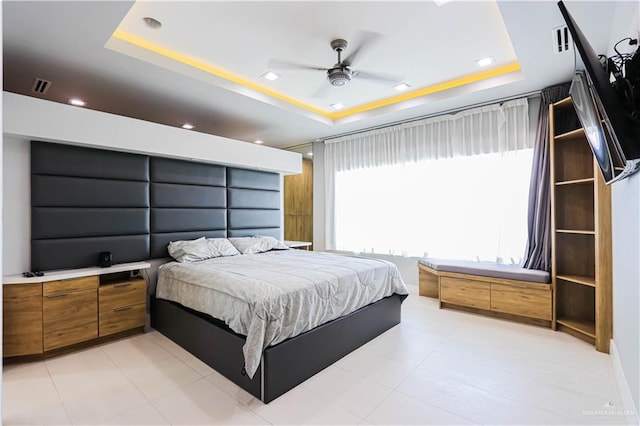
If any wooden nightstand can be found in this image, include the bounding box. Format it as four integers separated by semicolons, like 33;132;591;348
3;261;150;358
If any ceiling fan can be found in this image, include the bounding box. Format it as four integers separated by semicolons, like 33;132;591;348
268;33;404;89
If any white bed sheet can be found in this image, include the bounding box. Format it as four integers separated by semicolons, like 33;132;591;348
155;249;408;378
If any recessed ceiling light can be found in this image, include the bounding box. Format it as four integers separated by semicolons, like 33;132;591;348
394;83;411;92
330;102;344;110
261;71;281;81
143;17;162;30
307;152;313;156
475;57;495;67
69;98;86;106
254;140;264;144
181;123;194;130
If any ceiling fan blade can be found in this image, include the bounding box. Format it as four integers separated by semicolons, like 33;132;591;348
268;59;328;71
342;31;382;67
353;70;405;85
309;82;331;99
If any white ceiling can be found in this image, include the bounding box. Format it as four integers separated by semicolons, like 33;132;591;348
2;1;617;148
109;1;518;115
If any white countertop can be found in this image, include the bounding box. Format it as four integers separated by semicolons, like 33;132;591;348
284;240;312;248
3;261;152;285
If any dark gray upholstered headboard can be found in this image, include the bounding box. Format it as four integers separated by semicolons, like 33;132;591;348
31;142;150;271
149;157;227;259
31;141;282;271
227;168;282;238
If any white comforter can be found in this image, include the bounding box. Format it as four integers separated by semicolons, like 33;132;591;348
155;250;408;378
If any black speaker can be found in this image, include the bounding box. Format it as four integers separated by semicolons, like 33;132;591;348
98;251;112;268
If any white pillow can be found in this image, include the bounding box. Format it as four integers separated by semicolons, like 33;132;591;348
167;237;216;263
256;235;290;250
206;238;241;257
228;236;290;255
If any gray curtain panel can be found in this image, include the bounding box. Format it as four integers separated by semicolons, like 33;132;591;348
522;83;572;271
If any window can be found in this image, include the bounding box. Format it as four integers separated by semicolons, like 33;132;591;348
334;149;534;264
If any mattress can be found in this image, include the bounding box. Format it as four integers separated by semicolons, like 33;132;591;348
156;249;408;377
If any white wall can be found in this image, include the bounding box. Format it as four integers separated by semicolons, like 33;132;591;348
611;174;640;416
2;92;300;276
609;0;640;416
312;141;326;252
3;92;301;175
2;137;29;275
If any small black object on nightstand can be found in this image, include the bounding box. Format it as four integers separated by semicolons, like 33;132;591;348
98;251;112;268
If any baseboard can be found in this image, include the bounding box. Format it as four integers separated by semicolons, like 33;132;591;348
610;339;639;425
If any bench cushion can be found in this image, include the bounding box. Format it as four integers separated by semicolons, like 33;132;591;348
418;258;550;284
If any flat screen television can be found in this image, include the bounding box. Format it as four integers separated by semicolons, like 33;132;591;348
558;0;640;184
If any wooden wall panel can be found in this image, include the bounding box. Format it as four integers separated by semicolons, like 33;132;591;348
284;159;313;246
3;283;43;357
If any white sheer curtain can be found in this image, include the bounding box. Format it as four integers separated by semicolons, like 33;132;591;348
324;98;532;263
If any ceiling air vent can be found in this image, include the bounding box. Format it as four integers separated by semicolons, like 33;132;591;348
31;78;51;94
553;25;571;54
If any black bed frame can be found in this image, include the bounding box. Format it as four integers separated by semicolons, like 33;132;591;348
151;293;406;403
30;142;407;403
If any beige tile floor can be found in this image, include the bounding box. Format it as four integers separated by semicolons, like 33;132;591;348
2;286;630;425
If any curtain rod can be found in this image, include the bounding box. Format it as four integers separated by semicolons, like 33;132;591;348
317;90;542;142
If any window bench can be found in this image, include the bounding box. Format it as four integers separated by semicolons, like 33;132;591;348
418;258;552;325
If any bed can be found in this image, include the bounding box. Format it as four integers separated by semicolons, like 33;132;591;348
151;249;408;403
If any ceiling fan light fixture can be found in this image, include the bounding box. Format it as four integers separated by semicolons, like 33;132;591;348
261;71;280;81
394;83;411;92
330;102;344;110
327;68;352;86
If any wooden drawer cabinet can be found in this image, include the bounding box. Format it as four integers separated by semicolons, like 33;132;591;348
100;304;146;336
420;266;553;324
491;283;552;320
3;271;147;357
440;277;490;310
44;276;98;296
3;283;43;357
99;278;145;311
44;287;98;351
99;278;146;336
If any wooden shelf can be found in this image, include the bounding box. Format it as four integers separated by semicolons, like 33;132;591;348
555;178;595;186
554;97;573;108
556;274;596;287
557;317;596;338
556;229;596;235
555;128;585;140
550;96;612;353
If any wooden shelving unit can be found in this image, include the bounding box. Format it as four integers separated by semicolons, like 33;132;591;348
556;274;596;288
557;317;597;338
550;97;612;352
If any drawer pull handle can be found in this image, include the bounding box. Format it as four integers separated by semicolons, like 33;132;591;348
114;282;132;288
47;292;70;298
114;306;133;312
